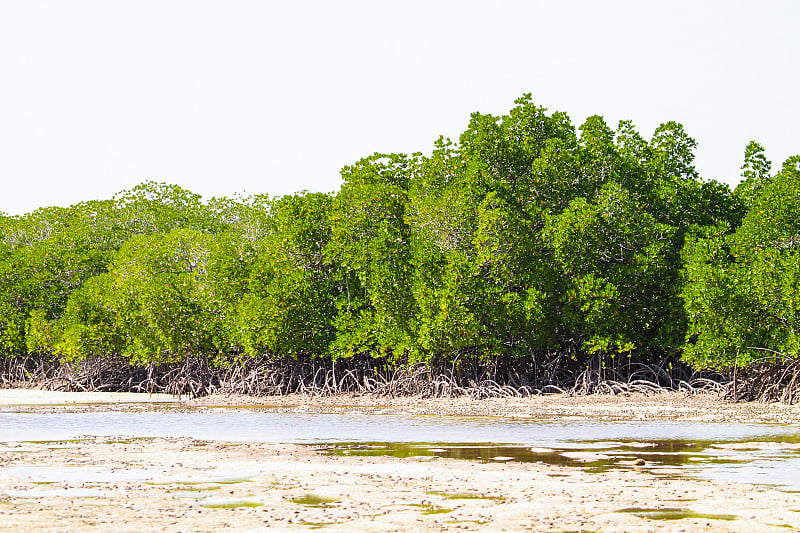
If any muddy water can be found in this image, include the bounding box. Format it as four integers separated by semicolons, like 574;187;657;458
2;408;800;490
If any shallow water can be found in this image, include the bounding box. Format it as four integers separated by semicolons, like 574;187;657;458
317;439;800;491
2;409;800;490
1;410;798;444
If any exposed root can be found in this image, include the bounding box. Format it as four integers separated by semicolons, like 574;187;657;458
728;357;800;404
0;351;733;400
0;354;220;398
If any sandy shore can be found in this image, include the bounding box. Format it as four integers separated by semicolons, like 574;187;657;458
2;389;800;531
5;388;800;423
188;390;800;424
0;389;183;406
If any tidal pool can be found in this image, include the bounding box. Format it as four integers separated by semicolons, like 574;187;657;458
317;439;800;491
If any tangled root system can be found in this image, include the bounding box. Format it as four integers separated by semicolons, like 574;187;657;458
726;357;800;404
0;351;739;400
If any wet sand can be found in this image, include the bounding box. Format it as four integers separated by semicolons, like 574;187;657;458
2;436;799;532
4;389;800;424
189;391;800;424
1;390;800;531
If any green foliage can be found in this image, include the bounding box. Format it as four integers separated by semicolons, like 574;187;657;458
547;182;676;356
735;141;772;209
0;95;792;382
235;192;338;358
100;229;219;363
402;96;738;370
48;274;124;360
326;154;415;360
682;155;800;369
112;181;221;236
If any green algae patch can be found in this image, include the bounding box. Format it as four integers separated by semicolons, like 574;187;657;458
617;507;737;521
105;438;151;445
409;503;454;515
290;494;339;507
215;477;253;485
426;490;505;501
423;507;454;515
298;521;340;529
149;477;251;487
582;466;613;474
169;485;221;492
201;499;263;509
28;438;88;444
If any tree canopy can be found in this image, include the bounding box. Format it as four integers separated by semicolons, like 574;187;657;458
2;95;797;388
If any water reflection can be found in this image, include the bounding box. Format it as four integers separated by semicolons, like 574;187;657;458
2;409;800;490
317;439;800;491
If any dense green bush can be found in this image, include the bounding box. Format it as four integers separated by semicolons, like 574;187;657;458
1;95;796;385
682;155;800;369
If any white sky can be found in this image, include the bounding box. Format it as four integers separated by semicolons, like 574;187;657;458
1;0;798;215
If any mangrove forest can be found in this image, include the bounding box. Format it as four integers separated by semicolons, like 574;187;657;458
1;95;798;401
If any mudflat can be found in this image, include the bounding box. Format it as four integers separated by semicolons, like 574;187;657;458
189;390;800;424
1;390;799;532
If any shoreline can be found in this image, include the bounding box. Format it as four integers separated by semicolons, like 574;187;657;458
2;388;800;424
0;388;184;406
186;391;800;424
